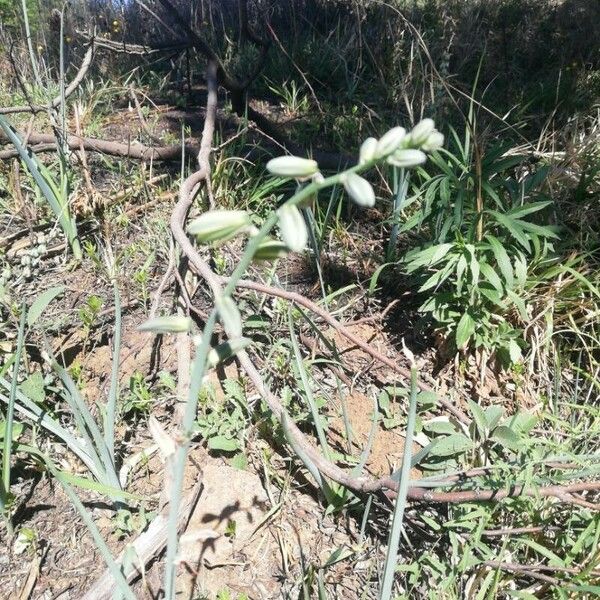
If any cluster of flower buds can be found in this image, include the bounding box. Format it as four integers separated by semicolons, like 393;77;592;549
341;118;444;210
185;119;443;258
359;118;444;168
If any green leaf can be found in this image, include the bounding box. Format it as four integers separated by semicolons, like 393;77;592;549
0;421;23;441
215;295;243;338
208;436;239;452
418;255;458;292
405;243;454;271
513;255;528;287
480;262;503;292
455;254;468;295
488;211;530;251
369;262;393;294
0;116;80;259
506;289;528;320
424;420;457;435
467;399;488;437
456;311;475;349
485;235;514;288
230;452;248;470
19;372;46;404
505;412;537;435
416;391;439;408
485;406;504;430
520;539;565;567
428;433;473;457
507;200;553;219
508;339;521;363
479;285;505;307
491;425;520;450
517;220;560;239
27;286;65;327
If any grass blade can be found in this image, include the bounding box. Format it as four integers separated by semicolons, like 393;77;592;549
0;303;27;530
379;366;419;600
105;285;122;462
0;115;81;259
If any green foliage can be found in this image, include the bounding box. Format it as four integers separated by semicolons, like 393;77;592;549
122;372;154;415
195;380;248;454
402;128;558;364
421;401;537;470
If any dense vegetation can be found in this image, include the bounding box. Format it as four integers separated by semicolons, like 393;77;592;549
0;1;599;598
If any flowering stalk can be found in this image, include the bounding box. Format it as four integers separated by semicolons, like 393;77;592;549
387;167;410;261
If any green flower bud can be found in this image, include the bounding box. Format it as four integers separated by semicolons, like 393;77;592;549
277;204;308;252
409;118;435;146
375;127;407;157
216;295;243;338
422;130;444;152
207;337;251;367
387;148;427;168
359;137;378;164
342;172;375;208
253;238;289;262
187;210;251;243
138;315;192;334
266;156;319;178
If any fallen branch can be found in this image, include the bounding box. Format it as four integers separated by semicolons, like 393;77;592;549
404;480;600;505
0;128;196;160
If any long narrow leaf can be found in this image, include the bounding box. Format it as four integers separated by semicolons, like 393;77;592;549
288;306;330;455
105;285;122;461
0;380;99;477
0;115;80;258
379;367;419;600
1;304;26;522
50;357;120;489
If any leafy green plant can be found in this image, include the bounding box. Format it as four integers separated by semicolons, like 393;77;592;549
123;371;154;415
265;77;310;115
402;126;558;364
421;399;537;471
195;381;248;453
79;294;104;330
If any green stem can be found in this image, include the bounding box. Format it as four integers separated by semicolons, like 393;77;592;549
105;285;122;463
0;304;27;533
387;167;409;261
379;366;418;600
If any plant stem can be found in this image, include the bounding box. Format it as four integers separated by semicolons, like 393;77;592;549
0;303;27;535
387;167;409;261
20;0;42;89
379;366;418;600
105;285;122;463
